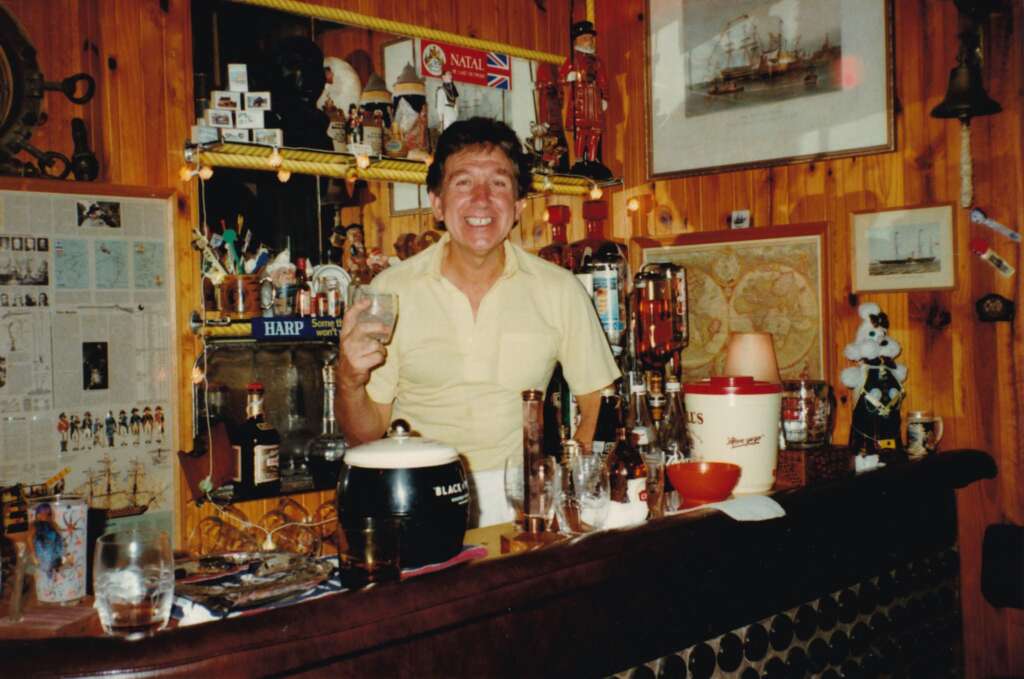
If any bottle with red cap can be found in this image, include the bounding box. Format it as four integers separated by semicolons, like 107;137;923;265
234;382;281;496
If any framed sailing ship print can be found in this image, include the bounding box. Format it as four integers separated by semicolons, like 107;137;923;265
646;0;893;178
851;204;956;292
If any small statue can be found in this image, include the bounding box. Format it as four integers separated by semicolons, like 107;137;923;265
558;21;611;180
841;303;908;462
434;69;459;132
339;223;372;284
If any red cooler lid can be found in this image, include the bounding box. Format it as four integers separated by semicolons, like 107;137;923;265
683;376;782;395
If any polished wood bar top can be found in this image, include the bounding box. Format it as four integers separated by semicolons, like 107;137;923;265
0;451;996;678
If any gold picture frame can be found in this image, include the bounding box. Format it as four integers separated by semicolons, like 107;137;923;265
646;0;894;179
637;223;830;380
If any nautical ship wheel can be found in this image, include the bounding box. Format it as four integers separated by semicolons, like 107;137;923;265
0;6;44;170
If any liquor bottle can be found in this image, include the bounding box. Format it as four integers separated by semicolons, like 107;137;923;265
624;382;654;445
633;263;687;372
234;382;281;495
280;353;314;482
294;257;314;317
604;427;648;528
591;386;620;456
647;372;666;428
659;380;689;461
305;361;347;487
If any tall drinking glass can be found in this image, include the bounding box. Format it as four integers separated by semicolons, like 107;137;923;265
504;456;559;531
644;450;666;520
556;455;611;534
93;528;174;639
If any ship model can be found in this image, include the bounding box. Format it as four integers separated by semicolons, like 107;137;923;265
74;455;167;518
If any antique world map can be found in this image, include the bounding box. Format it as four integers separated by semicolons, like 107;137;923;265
644;235;824;380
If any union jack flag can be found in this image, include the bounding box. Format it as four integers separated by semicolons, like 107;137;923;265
486;51;511;90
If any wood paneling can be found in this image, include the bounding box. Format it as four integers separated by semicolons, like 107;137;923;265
3;0;1021;675
598;0;1023;676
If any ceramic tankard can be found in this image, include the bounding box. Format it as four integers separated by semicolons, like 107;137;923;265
906;411;943;458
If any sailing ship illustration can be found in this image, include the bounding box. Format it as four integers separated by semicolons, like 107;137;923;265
74;455;166;518
878;228;937;265
699;14;840;95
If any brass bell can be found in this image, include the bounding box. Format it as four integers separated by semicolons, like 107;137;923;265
931;50;1002;120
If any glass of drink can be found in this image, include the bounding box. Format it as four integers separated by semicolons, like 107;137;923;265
92;528;174;639
336;516;401;589
556;455;611;534
504;456;560;531
349;287;398;344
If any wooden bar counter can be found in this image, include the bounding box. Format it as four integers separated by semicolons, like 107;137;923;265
2;450;996;678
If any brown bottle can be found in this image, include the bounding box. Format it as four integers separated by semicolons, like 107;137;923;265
234;382;281;495
604;427;648;528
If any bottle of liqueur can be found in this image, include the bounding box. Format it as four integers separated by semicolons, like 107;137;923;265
234;382;281;496
604;427;649;528
659;380;689;461
305;362;347;487
280;353;314;489
624;381;655;445
591;387;621;456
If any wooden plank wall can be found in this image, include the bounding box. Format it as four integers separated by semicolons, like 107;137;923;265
596;1;1024;677
4;1;1021;676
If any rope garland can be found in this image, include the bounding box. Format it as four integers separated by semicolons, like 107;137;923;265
228;0;564;65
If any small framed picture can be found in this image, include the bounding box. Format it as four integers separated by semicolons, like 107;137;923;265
82;341;109;390
36;237;48;251
234;110;264;129
190;124;220;144
245;91;272;111
221;128;251;143
210;90;242;110
252;128;284;147
205;109;234;128
227;63;249;92
851;203;955;292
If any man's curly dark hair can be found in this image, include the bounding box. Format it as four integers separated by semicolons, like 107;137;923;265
426;117;532;201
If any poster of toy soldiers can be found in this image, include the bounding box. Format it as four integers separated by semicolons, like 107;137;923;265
0;190;175;538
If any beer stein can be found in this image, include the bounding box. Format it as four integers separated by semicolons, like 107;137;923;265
906;411;944;458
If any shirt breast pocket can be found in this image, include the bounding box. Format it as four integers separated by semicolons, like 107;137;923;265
497;332;559;393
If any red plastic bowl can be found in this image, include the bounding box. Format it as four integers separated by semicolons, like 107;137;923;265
666;461;742;509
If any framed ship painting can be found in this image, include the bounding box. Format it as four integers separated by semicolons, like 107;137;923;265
637;223;830;381
646;0;893;178
851;204;956;292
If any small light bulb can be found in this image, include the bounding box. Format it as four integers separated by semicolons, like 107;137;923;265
422;154;433;166
589;184;603;200
277;168;292;183
267;147;283;169
179;165;196;182
356;154;371;170
542;207;551;223
198;165;214;180
542;176;553;193
345;167;358;184
627;197;640;213
191;365;205;385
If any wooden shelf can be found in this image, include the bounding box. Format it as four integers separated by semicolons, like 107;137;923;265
190;142;620;196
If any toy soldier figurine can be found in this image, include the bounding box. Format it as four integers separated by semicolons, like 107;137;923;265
559;21;611;179
435;70;459;132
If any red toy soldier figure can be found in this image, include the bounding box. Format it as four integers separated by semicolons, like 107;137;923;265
559;21;611;180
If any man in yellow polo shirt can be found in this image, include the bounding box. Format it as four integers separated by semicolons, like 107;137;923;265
337;117;619;526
